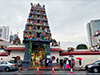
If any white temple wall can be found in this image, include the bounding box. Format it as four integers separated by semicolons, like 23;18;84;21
0;51;24;61
59;55;100;67
50;51;60;63
10;51;24;60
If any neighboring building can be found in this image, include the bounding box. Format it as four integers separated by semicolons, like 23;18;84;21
92;30;100;46
10;35;13;43
86;19;100;47
0;38;11;56
0;38;11;47
0;26;9;42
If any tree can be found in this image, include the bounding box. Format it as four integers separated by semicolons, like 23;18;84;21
41;44;47;58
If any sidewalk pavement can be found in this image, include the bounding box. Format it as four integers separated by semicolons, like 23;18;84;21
20;65;85;71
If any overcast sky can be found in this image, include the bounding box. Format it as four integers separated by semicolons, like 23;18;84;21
0;0;100;49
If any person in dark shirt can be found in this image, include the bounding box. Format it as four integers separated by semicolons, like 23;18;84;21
56;58;59;65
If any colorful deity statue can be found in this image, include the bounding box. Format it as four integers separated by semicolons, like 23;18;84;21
39;51;42;59
25;26;28;30
41;33;43;39
29;26;32;31
32;32;35;39
35;53;40;65
40;26;42;30
30;20;32;24
34;32;36;38
40;20;42;24
32;15;34;18
27;19;29;23
12;36;21;45
23;33;27;39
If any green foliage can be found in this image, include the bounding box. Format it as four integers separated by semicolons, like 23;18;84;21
76;44;88;49
92;45;98;47
41;44;47;58
28;41;32;61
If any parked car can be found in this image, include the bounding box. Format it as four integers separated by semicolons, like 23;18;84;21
85;60;100;73
9;60;22;67
0;61;18;72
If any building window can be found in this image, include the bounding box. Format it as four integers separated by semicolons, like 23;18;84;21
0;29;2;32
37;33;41;38
37;26;40;29
37;15;39;17
37;20;40;23
0;34;1;37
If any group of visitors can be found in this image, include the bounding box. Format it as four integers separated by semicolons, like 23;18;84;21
43;58;49;67
63;58;75;69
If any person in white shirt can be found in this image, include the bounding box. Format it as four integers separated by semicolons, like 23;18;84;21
0;58;3;62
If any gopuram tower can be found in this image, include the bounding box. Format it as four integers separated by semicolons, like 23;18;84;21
22;3;52;67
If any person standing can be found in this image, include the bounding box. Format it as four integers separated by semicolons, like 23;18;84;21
0;58;3;62
43;58;45;67
46;58;49;67
63;60;66;69
79;60;82;68
68;57;71;67
56;58;59;65
66;60;70;69
72;58;75;68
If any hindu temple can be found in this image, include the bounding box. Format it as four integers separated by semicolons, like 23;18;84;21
22;3;52;67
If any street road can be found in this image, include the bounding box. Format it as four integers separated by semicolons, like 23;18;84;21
0;70;100;75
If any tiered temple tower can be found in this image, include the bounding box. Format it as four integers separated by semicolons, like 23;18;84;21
22;3;52;67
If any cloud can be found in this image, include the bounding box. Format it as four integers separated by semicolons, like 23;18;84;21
0;0;100;49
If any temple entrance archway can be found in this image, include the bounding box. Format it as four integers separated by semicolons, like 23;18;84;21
31;43;43;67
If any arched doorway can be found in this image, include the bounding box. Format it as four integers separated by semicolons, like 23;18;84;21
30;44;44;67
22;41;51;68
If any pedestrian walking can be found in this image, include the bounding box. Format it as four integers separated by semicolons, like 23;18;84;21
66;60;70;69
43;58;45;67
79;60;82;68
46;58;49;67
56;58;59;65
63;63;66;69
0;58;3;62
63;60;66;69
68;57;71;67
72;58;75;68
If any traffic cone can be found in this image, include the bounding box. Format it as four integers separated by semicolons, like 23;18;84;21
52;67;55;73
37;67;39;73
18;67;21;73
70;67;73;74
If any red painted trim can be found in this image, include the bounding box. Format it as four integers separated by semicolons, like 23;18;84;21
50;48;63;51
5;47;25;51
0;53;8;56
60;50;100;56
5;47;62;51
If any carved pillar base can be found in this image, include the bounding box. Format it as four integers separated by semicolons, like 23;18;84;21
22;60;30;68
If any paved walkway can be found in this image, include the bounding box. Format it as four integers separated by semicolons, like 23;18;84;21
21;65;85;71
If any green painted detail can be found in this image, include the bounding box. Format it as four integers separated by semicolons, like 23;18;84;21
28;41;32;61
